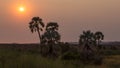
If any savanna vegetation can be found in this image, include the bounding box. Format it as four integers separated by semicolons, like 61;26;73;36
0;17;120;68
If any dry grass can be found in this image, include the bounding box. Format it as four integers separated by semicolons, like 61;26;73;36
0;44;120;68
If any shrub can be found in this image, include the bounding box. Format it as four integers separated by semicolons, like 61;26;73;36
40;44;61;58
80;51;103;65
40;44;49;57
59;43;70;54
61;50;80;60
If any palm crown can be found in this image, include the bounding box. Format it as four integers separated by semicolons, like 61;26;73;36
41;22;60;44
29;17;45;43
79;30;95;45
29;17;44;33
94;31;104;46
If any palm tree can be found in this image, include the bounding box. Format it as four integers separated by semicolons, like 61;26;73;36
41;22;60;57
83;30;95;44
79;34;86;45
79;30;95;51
94;31;104;46
29;17;44;44
41;22;60;44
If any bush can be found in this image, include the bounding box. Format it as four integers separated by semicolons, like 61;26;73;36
40;44;61;58
80;51;103;65
102;50;120;55
61;50;80;60
40;44;49;57
59;43;70;54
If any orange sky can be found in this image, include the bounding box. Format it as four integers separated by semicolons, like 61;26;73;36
0;0;120;43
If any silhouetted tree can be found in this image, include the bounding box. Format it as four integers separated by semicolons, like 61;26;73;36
41;22;61;57
79;30;95;51
79;34;86;45
94;31;104;46
79;30;104;64
41;22;60;45
79;31;104;49
29;17;44;44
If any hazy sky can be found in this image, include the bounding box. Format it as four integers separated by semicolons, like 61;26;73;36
0;0;120;43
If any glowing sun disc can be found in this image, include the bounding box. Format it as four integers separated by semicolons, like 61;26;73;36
19;7;25;12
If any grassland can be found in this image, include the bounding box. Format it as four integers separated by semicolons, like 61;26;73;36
0;44;120;68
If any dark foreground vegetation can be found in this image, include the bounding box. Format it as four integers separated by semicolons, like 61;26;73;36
0;43;120;68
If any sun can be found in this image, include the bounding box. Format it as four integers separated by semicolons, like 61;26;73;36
19;6;25;12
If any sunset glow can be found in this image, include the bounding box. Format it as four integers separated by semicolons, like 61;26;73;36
1;0;120;43
19;6;25;12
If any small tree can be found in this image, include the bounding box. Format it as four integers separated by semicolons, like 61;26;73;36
79;30;104;64
29;17;44;44
79;30;104;50
79;30;95;51
41;22;61;57
41;22;60;45
94;31;104;46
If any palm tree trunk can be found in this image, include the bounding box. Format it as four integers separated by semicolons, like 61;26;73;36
37;29;41;44
97;40;100;51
